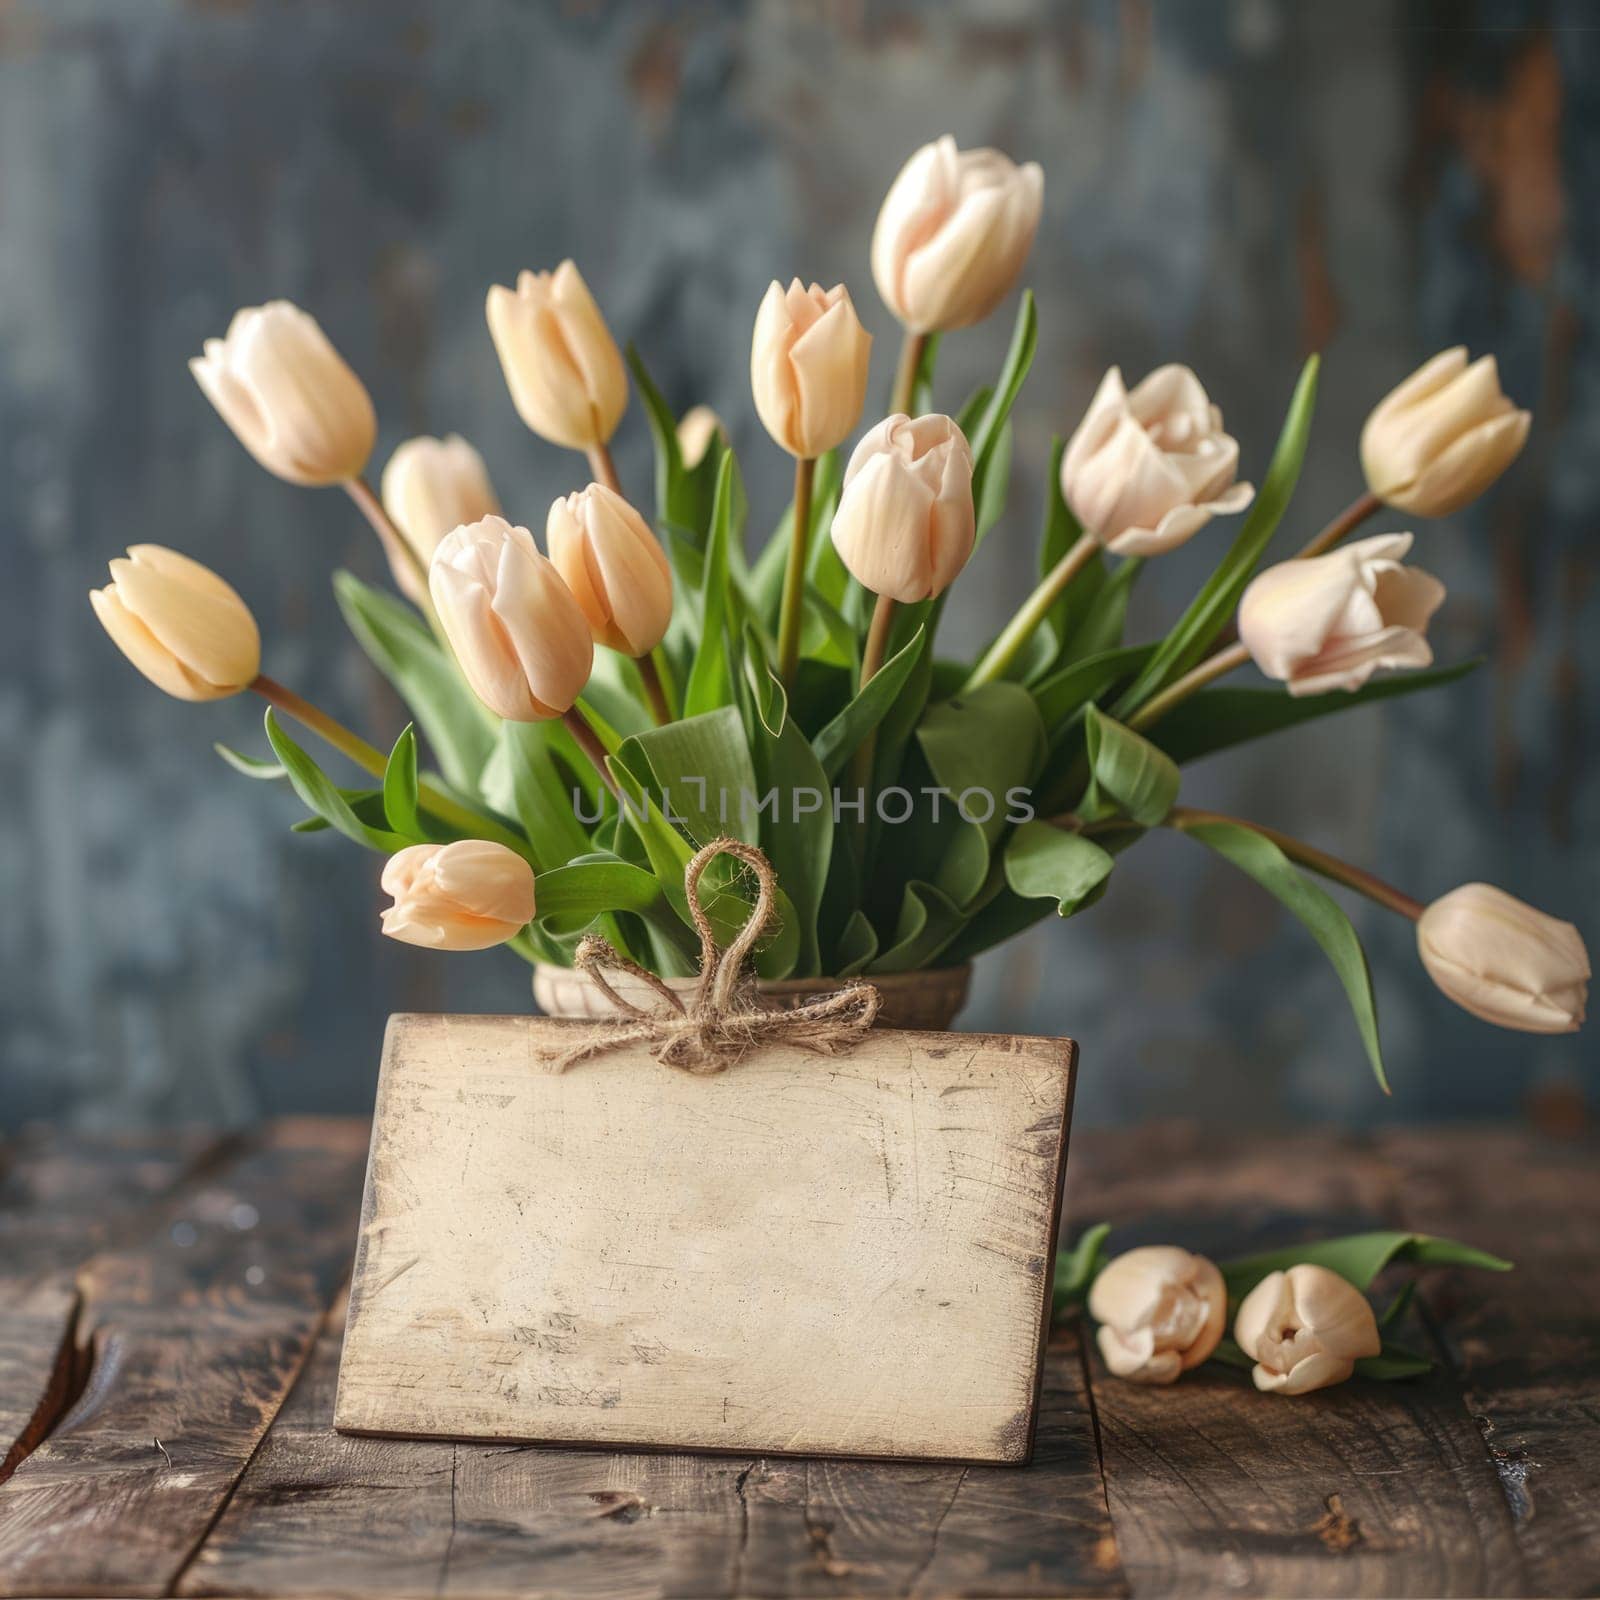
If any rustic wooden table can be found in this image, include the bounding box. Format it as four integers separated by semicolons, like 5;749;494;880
1;1118;1594;1598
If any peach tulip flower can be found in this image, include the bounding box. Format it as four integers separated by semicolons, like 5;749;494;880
190;302;376;486
676;405;725;470
1061;365;1254;557
871;136;1043;333
750;280;872;460
429;516;593;721
1418;884;1589;1035
380;435;502;597
379;840;536;951
90;545;260;702
1088;1246;1227;1384
547;483;674;658
1234;1265;1381;1395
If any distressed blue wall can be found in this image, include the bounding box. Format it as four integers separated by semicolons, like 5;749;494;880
1;0;1594;1130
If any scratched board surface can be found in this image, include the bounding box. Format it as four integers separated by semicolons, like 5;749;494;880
3;0;1594;1129
334;1015;1075;1462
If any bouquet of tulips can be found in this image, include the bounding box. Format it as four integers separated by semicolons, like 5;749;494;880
91;135;1589;1085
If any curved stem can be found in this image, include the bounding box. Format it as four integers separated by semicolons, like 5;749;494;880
1167;805;1425;920
1296;489;1382;560
776;455;816;691
890;329;927;417
848;593;898;810
1128;641;1251;731
963;532;1098;692
585;434;622;496
636;650;672;725
562;705;621;801
250;675;529;854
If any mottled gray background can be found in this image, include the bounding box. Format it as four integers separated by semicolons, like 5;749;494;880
2;0;1594;1132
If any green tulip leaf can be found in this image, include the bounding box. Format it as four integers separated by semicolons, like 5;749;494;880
382;724;424;840
263;710;410;854
1219;1230;1512;1300
811;626;927;780
1084;705;1180;826
1004;822;1115;917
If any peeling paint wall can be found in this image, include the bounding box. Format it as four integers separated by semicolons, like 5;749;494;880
2;0;1594;1129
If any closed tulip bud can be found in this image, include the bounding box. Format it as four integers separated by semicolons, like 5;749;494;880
676;404;725;470
1238;532;1445;697
1361;347;1531;518
190;302;376;486
750;280;872;460
485;261;627;451
380;435;501;601
1234;1265;1380;1395
1087;1246;1226;1385
547;483;674;657
1418;884;1589;1035
872;136;1044;333
380;841;536;952
90;545;260;702
1062;365;1254;557
429;516;593;721
830;413;975;603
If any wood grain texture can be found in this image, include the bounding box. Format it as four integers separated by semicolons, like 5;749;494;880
1063;1125;1530;1597
0;1121;368;1599
336;1016;1077;1465
187;1301;1123;1599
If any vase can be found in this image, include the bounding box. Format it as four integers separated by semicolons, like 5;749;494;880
532;960;973;1032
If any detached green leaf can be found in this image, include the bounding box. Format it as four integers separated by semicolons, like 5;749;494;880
1084;706;1179;826
1052;1223;1112;1318
1004;823;1114;916
1116;356;1319;717
1219;1230;1512;1300
263;710;409;854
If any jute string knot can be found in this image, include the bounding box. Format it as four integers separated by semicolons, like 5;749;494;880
552;838;879;1074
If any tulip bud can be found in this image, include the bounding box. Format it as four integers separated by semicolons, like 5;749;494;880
830;413;975;603
429;516;594;722
1086;1246;1226;1385
1418;883;1589;1035
380;435;502;600
380;840;536;951
547;483;674;657
485;261;627;451
1234;1264;1380;1395
90;545;260;702
1061;366;1254;557
871;136;1044;333
750;280;872;460
190;302;376;487
676;405;725;470
1361;347;1531;518
1237;532;1445;697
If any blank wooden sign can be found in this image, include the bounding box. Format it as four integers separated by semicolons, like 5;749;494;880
335;1013;1077;1465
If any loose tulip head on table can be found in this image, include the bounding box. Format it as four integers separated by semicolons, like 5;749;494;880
92;132;1589;1097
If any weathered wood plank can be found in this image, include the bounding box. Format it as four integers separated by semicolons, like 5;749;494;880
0;1119;368;1600
184;1307;1123;1598
1064;1126;1529;1597
337;1016;1075;1465
1381;1129;1600;1599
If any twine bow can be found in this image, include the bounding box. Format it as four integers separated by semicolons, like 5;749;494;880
550;838;879;1074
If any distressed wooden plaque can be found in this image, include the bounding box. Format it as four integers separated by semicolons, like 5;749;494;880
335;1013;1077;1464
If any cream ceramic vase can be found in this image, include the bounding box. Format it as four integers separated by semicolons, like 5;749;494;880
532;962;973;1032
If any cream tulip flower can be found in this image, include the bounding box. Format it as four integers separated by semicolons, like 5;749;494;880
1237;532;1446;697
380;435;502;595
380;841;536;951
547;483;674;658
90;545;260;702
1234;1265;1380;1395
871;136;1044;333
750;280;872;460
1087;1246;1227;1384
831;413;975;603
429;516;594;722
1361;348;1531;517
676;405;725;470
1061;366;1254;556
1418;884;1589;1034
190;302;376;486
485;261;628;451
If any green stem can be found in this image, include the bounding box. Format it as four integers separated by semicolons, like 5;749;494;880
250;674;530;856
1297;489;1383;560
963;532;1098;692
890;329;927;417
1128;641;1251;732
776;455;816;691
637;650;672;725
848;593;898;810
585;433;623;496
562;705;621;801
1166;805;1425;920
